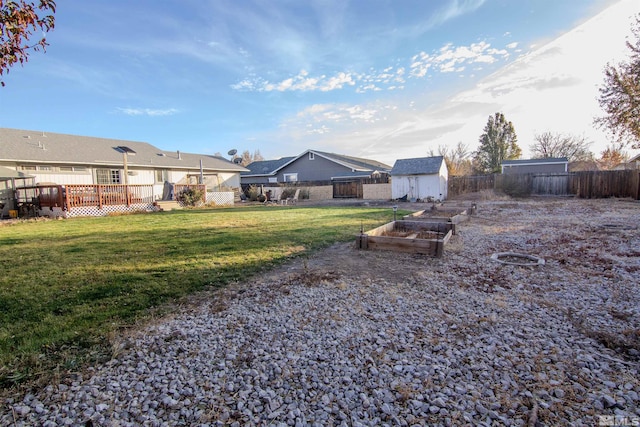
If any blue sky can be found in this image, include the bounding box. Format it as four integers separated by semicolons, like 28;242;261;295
1;0;639;166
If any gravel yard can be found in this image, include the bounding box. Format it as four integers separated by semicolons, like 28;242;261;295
3;196;640;426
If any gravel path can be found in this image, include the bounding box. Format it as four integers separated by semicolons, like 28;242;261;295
2;197;640;426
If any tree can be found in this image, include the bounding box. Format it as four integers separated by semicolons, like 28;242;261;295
436;142;473;176
473;112;521;174
0;0;56;86
595;14;640;149
239;149;264;166
530;132;594;162
597;142;629;170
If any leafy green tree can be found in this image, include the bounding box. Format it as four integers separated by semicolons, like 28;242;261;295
530;132;593;162
0;0;56;86
595;14;640;149
473;112;521;174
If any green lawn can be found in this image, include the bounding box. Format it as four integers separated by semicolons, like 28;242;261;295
0;205;402;388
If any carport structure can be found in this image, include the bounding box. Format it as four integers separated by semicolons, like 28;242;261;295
0;166;35;219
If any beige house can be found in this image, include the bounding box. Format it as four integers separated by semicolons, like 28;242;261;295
0;128;247;217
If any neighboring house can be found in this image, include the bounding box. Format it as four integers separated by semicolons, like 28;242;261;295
569;160;600;172
241;149;392;198
501;157;569;174
241;156;296;185
612;153;640;170
0;127;247;195
390;156;448;201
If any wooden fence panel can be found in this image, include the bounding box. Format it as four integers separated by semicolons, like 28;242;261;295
449;170;639;199
448;175;494;197
532;174;569;195
569;170;638;199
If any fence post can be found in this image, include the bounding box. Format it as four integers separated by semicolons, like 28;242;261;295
97;185;103;209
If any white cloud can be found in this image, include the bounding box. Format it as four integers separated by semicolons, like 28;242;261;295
270;0;640;165
234;39;514;93
116;107;179;116
321;72;355;91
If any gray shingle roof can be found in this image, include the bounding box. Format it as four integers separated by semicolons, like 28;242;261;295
241;157;296;176
0;128;247;172
390;156;445;175
241;150;392;177
312;150;392;172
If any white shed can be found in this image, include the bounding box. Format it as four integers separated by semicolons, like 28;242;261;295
390;156;448;201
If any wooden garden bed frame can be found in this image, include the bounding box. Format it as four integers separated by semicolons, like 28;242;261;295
356;220;453;257
403;203;476;234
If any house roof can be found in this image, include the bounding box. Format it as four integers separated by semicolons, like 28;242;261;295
241;149;392;177
390;156;445;175
501;157;568;166
241;157;296;176
0;128;248;172
310;150;392;172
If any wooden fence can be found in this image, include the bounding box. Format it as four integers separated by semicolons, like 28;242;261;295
449;170;640;199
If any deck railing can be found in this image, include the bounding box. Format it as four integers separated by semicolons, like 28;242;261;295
64;184;155;209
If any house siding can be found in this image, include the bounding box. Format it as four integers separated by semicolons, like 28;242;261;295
278;155;355;182
502;163;567;174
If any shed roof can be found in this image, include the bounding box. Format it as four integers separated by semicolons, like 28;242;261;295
390;156;445;175
0;128;247;172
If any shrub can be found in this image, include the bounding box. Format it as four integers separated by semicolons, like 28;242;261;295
246;185;260;201
281;187;296;199
176;187;205;206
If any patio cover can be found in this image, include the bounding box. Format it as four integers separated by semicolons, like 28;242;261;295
0;166;33;179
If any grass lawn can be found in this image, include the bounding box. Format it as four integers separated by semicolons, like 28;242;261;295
0;205;404;389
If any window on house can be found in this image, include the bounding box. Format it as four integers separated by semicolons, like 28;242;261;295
283;173;298;182
96;168;121;184
19;165;36;171
155;169;169;183
309;152;315;160
268;177;278;183
38;165;52;171
59;166;87;172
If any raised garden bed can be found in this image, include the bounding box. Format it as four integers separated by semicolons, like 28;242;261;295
402;203;476;235
356;220;453;257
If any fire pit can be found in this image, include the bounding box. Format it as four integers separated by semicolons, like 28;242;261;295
490;252;545;266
